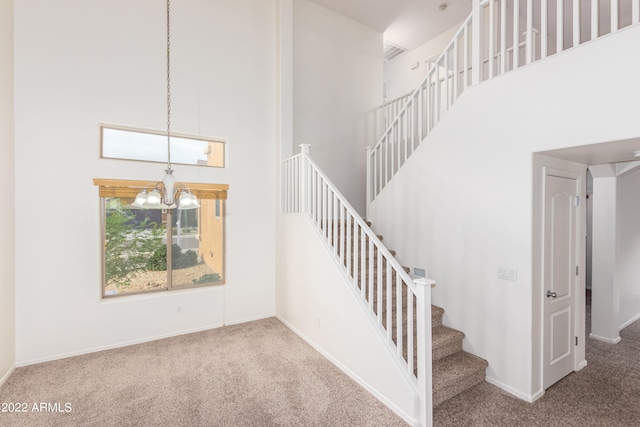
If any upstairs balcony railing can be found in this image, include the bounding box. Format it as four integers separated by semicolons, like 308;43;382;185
367;0;640;217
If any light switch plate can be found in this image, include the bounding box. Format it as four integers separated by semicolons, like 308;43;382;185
498;267;518;281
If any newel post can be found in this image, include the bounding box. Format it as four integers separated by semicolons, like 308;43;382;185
365;145;371;220
299;144;310;214
415;277;435;427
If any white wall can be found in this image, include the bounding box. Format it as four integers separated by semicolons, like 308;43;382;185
369;24;640;400
276;215;419;424
589;162;640;340
383;22;462;101
278;0;294;159
292;0;382;216
616;166;640;329
277;4;423;419
13;0;277;365
0;0;16;385
589;164;620;343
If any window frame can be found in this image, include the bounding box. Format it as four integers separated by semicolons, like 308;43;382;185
100;124;226;168
95;178;228;298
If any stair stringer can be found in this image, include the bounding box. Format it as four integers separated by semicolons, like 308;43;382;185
276;214;422;426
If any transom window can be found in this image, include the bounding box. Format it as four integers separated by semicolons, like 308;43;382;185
94;179;228;298
101;125;225;168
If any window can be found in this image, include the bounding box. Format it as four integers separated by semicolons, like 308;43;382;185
94;179;228;298
101;125;225;168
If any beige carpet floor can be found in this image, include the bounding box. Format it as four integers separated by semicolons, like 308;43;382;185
0;317;407;427
433;290;640;426
3;295;639;427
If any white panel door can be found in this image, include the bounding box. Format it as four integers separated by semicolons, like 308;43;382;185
543;173;579;389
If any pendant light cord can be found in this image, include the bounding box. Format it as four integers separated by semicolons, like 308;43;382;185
166;0;172;172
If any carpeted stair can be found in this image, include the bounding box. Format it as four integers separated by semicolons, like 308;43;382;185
431;305;488;406
323;219;488;407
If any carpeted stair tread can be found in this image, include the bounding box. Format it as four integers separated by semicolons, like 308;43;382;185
432;351;488;406
342;246;396;259
328;219;489;408
432;305;444;328
432;326;465;361
353;263;410;274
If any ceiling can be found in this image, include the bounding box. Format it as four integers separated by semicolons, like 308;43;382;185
307;1;640;166
309;0;472;50
539;137;640;166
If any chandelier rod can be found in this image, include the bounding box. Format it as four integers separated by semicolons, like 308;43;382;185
132;0;199;211
166;0;172;172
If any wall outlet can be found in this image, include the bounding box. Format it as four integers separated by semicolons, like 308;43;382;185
315;315;321;327
177;305;182;314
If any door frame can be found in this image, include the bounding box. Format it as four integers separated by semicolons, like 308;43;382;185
532;154;587;398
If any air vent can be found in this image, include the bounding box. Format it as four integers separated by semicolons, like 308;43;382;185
383;41;407;62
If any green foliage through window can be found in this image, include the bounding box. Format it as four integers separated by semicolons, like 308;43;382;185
146;243;199;271
192;273;221;285
104;207;164;288
101;194;225;297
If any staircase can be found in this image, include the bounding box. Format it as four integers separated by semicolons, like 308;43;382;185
283;148;435;425
280;2;640;424
282;147;489;420
342;221;488;407
367;0;640;217
431;305;488;406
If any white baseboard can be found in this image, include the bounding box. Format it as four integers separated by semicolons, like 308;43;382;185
529;388;545;402
486;359;589;404
485;376;543;403
223;313;275;327
620;312;640;330
589;333;621;344
276;315;420;427
16;323;223;367
17;314;275;367
0;365;15;388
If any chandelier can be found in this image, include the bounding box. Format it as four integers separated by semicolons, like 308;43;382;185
133;0;198;211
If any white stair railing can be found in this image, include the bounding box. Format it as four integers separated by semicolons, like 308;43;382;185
377;91;413;139
367;14;474;217
283;144;434;426
367;0;640;216
478;0;640;81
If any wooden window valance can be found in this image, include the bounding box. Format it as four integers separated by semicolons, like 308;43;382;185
93;178;228;200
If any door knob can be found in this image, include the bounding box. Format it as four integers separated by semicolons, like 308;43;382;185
547;290;557;298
